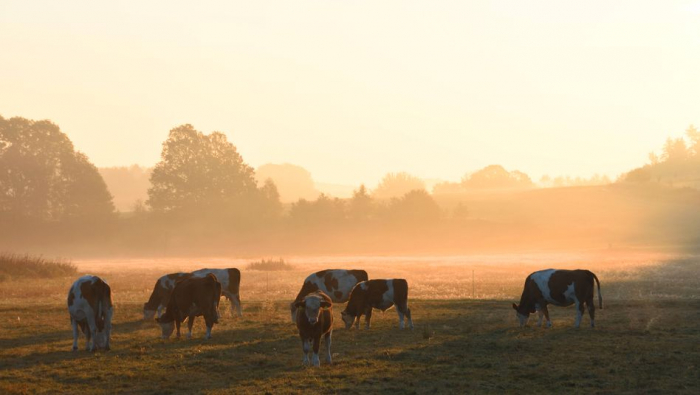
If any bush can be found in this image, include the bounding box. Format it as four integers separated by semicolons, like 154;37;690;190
247;258;294;271
0;253;77;281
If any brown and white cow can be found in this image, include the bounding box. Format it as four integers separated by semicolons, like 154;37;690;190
512;269;603;328
341;279;414;330
143;272;191;320
156;274;221;339
191;268;242;318
67;275;113;351
290;269;368;322
294;291;333;367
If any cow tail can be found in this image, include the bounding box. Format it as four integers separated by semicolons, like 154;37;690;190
592;272;603;309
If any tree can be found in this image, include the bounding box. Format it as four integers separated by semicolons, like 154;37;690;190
385;189;441;225
259;178;283;220
462;165;533;190
372;172;426;200
0;115;114;223
348;184;374;221
256;163;319;202
147;124;258;217
661;137;689;162
686;125;700;157
289;194;346;226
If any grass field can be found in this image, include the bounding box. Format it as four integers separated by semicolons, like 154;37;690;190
1;252;699;394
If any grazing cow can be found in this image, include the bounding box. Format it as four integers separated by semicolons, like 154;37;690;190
290;269;368;322
156;274;221;339
67;275;113;351
294;291;333;367
341;279;414;330
512;269;603;328
191;268;242;318
143;272;191;320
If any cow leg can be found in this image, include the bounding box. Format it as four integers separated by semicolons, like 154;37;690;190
157;305;163;319
354;315;360;330
186;316;195;339
104;309;113;351
397;307;405;329
574;299;584;328
71;318;79;351
405;307;414;330
364;308;373;330
536;309;544;327
86;315;97;352
541;305;552;328
324;331;332;364
233;294;243;318
204;313;215;339
312;335;321;367
587;297;596;328
175;319;182;338
301;337;310;365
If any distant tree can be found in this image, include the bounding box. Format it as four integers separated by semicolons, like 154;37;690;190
686;125;700;157
385;189;441;224
462;165;533;190
256;163;319;202
289;194;346;226
648;152;660;166
99;165;152;212
259;178;283;220
147;124;258;217
0;115;114;223
348;184;374;221
661;137;689;162
624;166;652;183
373;172;426;200
452;202;469;221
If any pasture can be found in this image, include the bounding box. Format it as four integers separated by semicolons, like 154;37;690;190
1;252;699;394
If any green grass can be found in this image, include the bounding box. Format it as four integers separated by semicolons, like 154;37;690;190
0;256;699;394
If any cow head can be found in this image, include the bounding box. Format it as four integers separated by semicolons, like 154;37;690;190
93;331;109;349
295;293;331;325
156;317;175;339
143;304;157;321
512;303;530;327
340;310;355;329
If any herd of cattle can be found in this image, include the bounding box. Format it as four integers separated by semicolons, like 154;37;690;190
67;267;603;366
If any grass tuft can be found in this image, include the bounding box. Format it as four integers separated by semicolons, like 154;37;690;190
0;252;77;282
247;258;294;271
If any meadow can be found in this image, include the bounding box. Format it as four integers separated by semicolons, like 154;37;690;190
1;251;698;394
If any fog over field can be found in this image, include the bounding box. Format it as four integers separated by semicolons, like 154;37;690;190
2;1;700;394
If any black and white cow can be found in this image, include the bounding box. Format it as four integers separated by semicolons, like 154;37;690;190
341;279;414;330
67;275;113;351
294;291;333;367
156;274;221;339
512;269;603;328
290;269;368;322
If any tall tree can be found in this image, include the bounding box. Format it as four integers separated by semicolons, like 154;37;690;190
372;172;426;200
0;115;114;222
147;124;258;216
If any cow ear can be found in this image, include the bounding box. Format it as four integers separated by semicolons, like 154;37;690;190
294;300;305;308
512;303;518;311
320;301;332;309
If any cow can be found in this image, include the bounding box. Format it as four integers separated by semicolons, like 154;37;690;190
512;269;603;328
191;268;242;318
294;291;333;367
156;274;221;339
143;272;191;320
341;279;414;330
290;269;368;322
67;275;113;352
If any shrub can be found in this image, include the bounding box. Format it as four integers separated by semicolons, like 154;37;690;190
0;253;77;282
247;258;294;271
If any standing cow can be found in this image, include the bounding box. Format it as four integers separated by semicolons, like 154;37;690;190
290;269;368;322
512;269;603;328
156;274;221;339
341;279;414;330
143;272;191;320
294;291;333;367
67;275;113;351
191;268;242;318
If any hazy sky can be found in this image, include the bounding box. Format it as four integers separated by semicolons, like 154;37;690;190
2;1;699;186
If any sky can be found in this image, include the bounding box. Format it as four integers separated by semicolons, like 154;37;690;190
1;1;699;187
